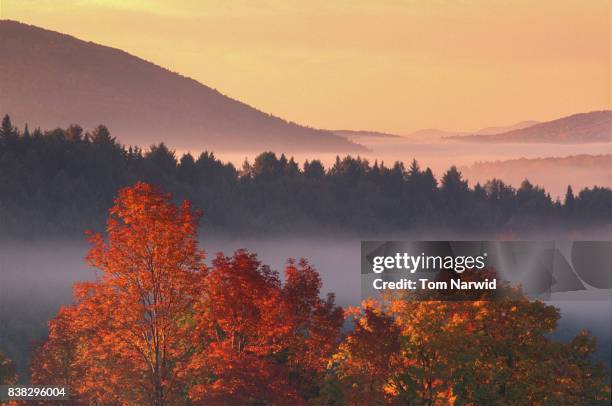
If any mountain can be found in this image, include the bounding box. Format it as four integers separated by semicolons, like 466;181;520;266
401;121;538;142
451;111;611;143
0;20;365;153
475;120;539;135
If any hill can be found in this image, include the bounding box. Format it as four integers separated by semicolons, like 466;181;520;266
0;20;365;153
451;111;611;143
475;120;539;135
400;121;538;142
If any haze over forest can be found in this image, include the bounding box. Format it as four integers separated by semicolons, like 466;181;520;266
1;20;610;199
0;4;610;399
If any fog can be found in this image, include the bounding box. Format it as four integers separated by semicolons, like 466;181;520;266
181;139;611;199
204;140;611;172
1;236;610;378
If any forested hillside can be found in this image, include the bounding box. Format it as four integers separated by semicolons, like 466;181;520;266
453;111;612;143
0;20;363;153
0;115;610;238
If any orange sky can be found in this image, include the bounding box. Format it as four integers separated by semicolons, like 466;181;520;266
1;0;610;133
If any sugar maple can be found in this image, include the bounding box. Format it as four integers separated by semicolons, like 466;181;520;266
32;182;206;404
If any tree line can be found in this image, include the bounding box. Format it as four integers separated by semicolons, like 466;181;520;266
0;114;610;238
1;182;608;404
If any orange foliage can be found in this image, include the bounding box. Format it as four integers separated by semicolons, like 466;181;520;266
30;182;343;405
187;253;343;405
33;182;206;405
334;300;403;405
334;271;611;405
28;183;609;404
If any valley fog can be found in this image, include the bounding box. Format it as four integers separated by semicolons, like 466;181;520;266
1;236;610;378
190;140;611;170
184;140;611;199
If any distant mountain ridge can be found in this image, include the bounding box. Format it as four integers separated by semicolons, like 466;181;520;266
332;130;402;140
0;20;365;153
450;111;611;143
401;121;539;142
474;120;539;135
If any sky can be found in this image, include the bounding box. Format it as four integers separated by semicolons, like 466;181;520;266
1;0;610;133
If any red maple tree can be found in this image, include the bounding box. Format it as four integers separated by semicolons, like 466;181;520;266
31;182;343;405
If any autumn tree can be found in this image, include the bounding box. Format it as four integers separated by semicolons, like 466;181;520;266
557;330;611;402
29;307;88;406
333;270;611;405
333;299;403;405
31;182;343;405
187;252;343;405
30;307;81;386
31;182;207;405
281;258;344;398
